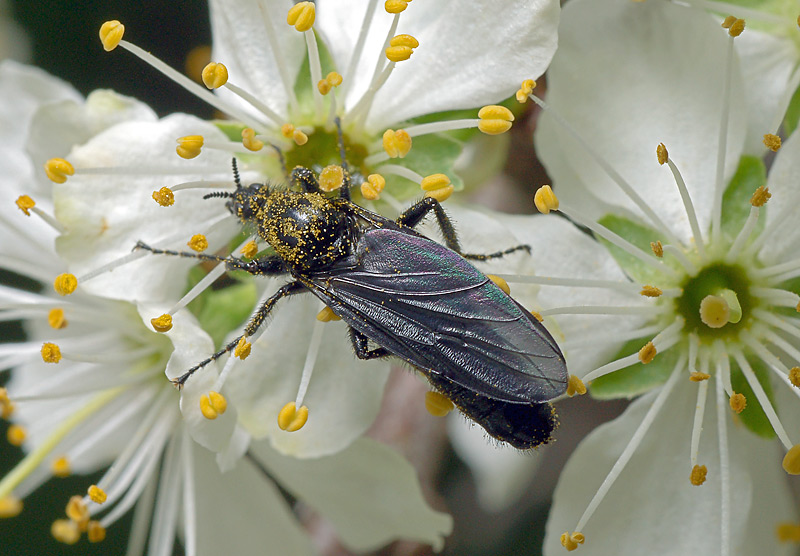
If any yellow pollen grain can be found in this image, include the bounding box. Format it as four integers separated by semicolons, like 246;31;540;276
534;185;559;214
776;522;800;542
319;165;345;192
87;521;106;543
425;391;454;417
382;129;412;158
52;519;80;545
730;392;747;414
187;234;208;252
639;341;657;364
176;135;204;159
690;464;708;486
278;402;309;432
44;158;75;184
656;143;668;165
41;342;62;364
690;371;711;382
201;62;228;89
99;20;124;51
728;18;745;37
150;313;173;333
783;444;800;475
0;496;22;518
87;485;107;504
287;2;316;32
567;375;587;397
478;105;514;135
560;531;585;551
385;0;408;14
240;240;259;259
487;274;511;295
763;133;782;152
361;174;386;200
66;495;88;524
234;337;252;360
700;295;730;328
640;285;662;297
6;424;26;446
789;367;800;388
750;186;771;207
242;127;264;152
651;240;664;257
152;186;175;207
316;306;342;322
52;456;71;477
48;308;67;329
15;195;35;216
293;129;309;146
54;273;77;296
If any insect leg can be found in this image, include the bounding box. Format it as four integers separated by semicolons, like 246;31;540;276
349;327;391;360
291;166;321;193
173;280;306;386
134;241;285;274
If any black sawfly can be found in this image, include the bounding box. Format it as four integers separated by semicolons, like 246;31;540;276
136;124;568;449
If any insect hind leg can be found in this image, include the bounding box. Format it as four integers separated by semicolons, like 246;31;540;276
134;241;284;274
349;328;390;360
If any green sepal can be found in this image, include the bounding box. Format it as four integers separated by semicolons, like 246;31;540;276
589;337;677;399
596;214;679;285
729;355;777;439
720;156;767;242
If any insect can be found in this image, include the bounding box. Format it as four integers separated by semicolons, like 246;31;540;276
136;132;568;449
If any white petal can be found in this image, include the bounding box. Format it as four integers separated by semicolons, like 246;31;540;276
223;291;390;458
543;378;795;555
536;0;746;243
250;437;453;552
192;442;314;556
760;127;800;263
316;0;560;132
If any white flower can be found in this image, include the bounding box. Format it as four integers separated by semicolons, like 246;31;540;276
497;0;800;553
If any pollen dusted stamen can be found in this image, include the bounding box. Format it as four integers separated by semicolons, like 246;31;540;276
651;241;664;257
763;133;782;152
729;392;746;413
566;375;587;397
516;78;536;103
7;425;26;446
187;234;208;252
87;521;106;543
0;496;23;518
561;531;585;551
152;187;175;206
15;195;35;216
425;391;454;416
638;341;657;364
41;342;62;364
690;464;708;486
88;485;107;504
790;367;800;388
657;142;706;259
277;401;309;432
319;165;345;192
281;123;309;146
640;285;662;297
52;519;80;545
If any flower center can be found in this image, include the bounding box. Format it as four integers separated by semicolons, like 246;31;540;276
283;127;369;181
676;262;753;338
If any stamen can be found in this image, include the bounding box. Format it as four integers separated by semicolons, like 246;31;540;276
566;375;587;397
41;342;62;363
658;143;706;259
487;275;510;295
714;369;732;555
319;165;344;192
560;531;585;551
385;0;409;14
44;158;75;184
751;287;800;308
651;241;664;257
201;62;228;89
51;519;80;545
48;308;67;329
729;392;746;413
150;314;173;333
477;105;515;135
66;494;89;524
689;374;709;479
7;424;26;446
14;195;34;216
98;20;124;51
791;367;800;388
301;17;325;119
420;173;454;202
281;124;309;146
640;285;662;297
425;391;454;416
385;34;418;62
199;391;227;420
776;522;800;542
176;136;204;159
360;174;386;200
783;444;800;475
499;273;676;296
187;234;208;252
240;240;259;259
763;133;782;152
0;496;22;518
382;129;413;159
286;2;315;32
294;318;325;408
516;78;536;103
152;187;175;207
339;0;379;99
278;402;309;432
88;485;107;504
690;464;708;486
234;337;252;360
316;306;342;322
87;521;106;543
534;185;559;214
52;456;71;478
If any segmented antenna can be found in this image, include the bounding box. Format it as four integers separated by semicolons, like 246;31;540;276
203;191;234;200
232;157;242;188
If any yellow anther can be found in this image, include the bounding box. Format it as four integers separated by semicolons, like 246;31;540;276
638;341;656;364
425;391;455;417
278;402;309;432
152;186;175;207
41;342;62;364
783;444;800;475
7;424;26;446
390;34;419;48
52;456;71;478
776;522;800;542
534;185;559;214
281;123;295;138
690;464;707;486
87;485;107;504
386;35;419;62
242;127;264;152
87;521;106;543
201;62;228;89
477;105;515;135
187;234;208;252
656;143;668;165
560;531;585;551
326;71;343;87
316;306;342;322
420;173;451;192
185;44;212;83
66;495;89;524
426;185;454;202
234;337;251;360
0;496;22;518
566;375;587;397
54;273;77;296
199;391;228;420
319;165;345;192
44;158;75;184
650;241;664;257
15;195;35;216
176;135;204;159
721;15;736;28
317;79;332;95
487;274;510;295
0;389;13;420
99;20;125;52
750;186;771;207
287;1;315;32
763;133;781;152
516;79;537;103
385;0;409;14
730;392;746;414
699;294;730;328
789;367;800;388
690;371;711;382
150;314;173;333
293;129;309;145
530;310;544;322
361;174;386;200
727;18;745;36
640;285;662;297
240;240;259;259
382;129;413;158
52;519;80;545
48;308;67;329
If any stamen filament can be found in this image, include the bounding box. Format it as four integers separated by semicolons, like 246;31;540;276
662;244;699;276
561;323;665;351
147;435;181;556
665;157;706;259
295;317;325;407
741;330;800;397
768;65;800;135
347;62;397;126
28;207;66;234
377;164;423;184
710;34;735;245
715;368;731;556
304;29;325;120
74;166;230;177
751;287;800;308
725;206;759;262
752;309;800;340
539;305;662;317
222;82;284;127
690;378;709;469
713;340;734;397
496;274;681;297
180;431;197;556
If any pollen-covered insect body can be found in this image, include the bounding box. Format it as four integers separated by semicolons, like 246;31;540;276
138;162;568;450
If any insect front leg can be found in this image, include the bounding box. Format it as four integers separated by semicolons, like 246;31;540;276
349;328;391;360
